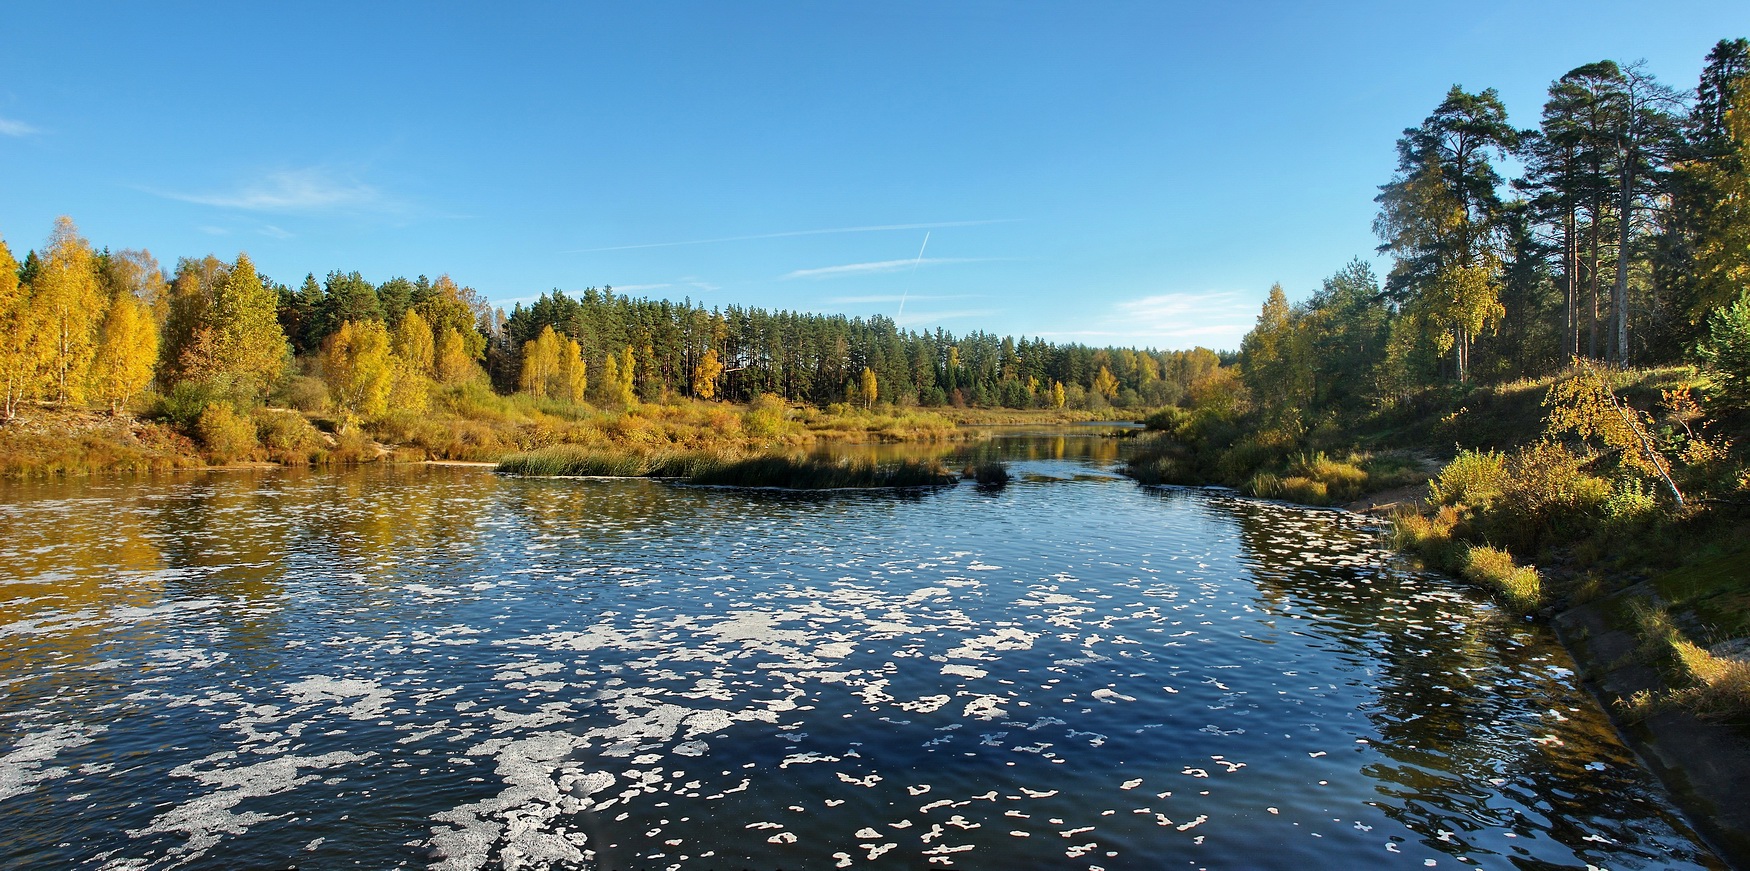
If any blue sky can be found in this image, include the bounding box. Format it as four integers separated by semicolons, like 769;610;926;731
2;2;1745;351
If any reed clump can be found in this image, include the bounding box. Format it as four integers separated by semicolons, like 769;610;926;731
498;446;957;490
962;461;1011;487
689;456;956;489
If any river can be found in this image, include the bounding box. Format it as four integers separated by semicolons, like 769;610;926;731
0;429;1721;869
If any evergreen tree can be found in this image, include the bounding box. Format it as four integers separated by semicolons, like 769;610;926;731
1375;87;1518;382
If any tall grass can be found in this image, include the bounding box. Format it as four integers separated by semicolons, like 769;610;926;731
1459;545;1542;615
495;445;729;477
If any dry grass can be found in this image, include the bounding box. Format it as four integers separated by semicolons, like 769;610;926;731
1460;545;1542;615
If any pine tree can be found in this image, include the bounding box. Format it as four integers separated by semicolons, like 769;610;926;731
1375;87;1518;381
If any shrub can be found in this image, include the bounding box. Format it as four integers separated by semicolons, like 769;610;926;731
1288;451;1369;502
1390;505;1461;567
1429;449;1507;510
1142;406;1191;432
744;393;796;440
254;410;323;463
1460;545;1541;615
196;402;258;463
274;376;332;413
963;462;1010;487
1671;639;1750;717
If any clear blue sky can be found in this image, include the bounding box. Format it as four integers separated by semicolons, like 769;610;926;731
2;2;1745;350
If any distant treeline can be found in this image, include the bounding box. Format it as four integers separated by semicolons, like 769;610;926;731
0;224;1234;428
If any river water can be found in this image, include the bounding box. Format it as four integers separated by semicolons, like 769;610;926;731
0;430;1721;869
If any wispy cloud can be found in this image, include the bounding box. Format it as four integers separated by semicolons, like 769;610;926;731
824;293;974;305
567;219;1019;254
259;224;294;239
783;257;992;281
152;168;383;212
896;309;996;328
1049;290;1256;349
0;117;40;137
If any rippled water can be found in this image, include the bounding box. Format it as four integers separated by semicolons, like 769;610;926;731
0;432;1721;869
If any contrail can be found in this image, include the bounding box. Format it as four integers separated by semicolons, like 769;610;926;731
566;219;1012;254
897;231;929;322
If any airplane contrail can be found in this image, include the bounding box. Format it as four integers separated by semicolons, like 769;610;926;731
565;219;1012;253
897;231;929;322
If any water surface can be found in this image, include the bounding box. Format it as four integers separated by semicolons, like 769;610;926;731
0;433;1720;869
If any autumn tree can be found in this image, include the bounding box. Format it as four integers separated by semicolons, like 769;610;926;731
1091;365;1120;404
87;291;159;414
323;320;394;422
393;308;437;378
434;328;475;384
0;235;39;418
519;326;563;398
185;254;288;394
1050;380;1066;409
33;217;107;404
859;366;878;409
556;335;588;403
693;347;723;399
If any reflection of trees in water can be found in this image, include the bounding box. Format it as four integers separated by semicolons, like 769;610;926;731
0;478;166;689
1219;497;1712;867
816;431;1124;467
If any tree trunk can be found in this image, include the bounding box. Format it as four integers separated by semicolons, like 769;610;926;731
1613;150;1635;365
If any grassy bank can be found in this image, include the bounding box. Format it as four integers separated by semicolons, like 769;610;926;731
1122;363;1750;724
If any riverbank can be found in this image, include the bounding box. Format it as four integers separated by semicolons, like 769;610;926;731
1121;375;1750;868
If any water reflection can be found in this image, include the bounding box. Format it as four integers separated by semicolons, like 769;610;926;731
0;443;1721;871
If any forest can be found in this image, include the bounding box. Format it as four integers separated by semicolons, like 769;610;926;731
0;38;1746;482
1125;38;1750;723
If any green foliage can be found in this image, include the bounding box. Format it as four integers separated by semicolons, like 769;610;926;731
1696;289;1750;406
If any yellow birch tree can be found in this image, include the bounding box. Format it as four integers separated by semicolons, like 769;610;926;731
88;292;159;414
0;236;43;419
556;336;588;403
434;328;474;384
34;217;106;405
324;320;394;422
519;326;563;397
693;347;723;399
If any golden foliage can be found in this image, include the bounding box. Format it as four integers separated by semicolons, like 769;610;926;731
88;292;159;414
693;348;723;400
324;320;395;422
